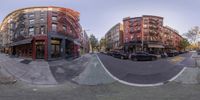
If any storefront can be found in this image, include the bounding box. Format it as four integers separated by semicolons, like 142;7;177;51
124;40;164;54
147;44;164;54
11;38;33;58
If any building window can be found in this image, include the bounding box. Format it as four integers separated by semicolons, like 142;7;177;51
52;16;57;21
63;26;66;32
29;19;34;24
20;29;24;35
14;34;18;38
52;24;57;32
40;18;44;22
29;13;34;18
40;26;45;34
29;27;34;36
40;11;45;16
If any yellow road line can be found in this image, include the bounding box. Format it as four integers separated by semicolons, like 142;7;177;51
170;56;185;64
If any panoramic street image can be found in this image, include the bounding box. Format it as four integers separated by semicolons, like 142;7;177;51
0;0;200;100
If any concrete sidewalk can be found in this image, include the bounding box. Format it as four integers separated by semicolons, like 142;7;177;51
48;54;115;85
0;54;57;85
73;54;115;85
192;53;200;67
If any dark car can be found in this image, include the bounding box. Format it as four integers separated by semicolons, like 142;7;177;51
112;52;130;59
130;52;157;61
167;50;179;57
197;50;200;55
161;52;168;58
106;51;114;56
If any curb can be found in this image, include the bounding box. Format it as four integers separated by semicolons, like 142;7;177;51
95;54;186;87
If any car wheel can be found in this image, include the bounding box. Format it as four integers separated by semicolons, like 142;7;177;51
132;57;137;61
121;56;124;59
151;57;156;61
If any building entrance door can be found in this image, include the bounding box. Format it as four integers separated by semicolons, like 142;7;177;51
36;41;45;59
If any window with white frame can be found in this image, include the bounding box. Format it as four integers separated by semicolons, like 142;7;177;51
63;26;67;32
29;13;34;17
52;24;57;32
29;27;34;36
40;18;44;22
40;26;45;34
29;19;34;24
52;16;57;21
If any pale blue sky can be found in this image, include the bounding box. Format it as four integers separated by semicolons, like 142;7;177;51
0;0;199;39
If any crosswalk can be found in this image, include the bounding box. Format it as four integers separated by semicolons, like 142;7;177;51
169;56;185;64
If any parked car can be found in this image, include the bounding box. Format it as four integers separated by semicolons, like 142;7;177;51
112;51;130;59
167;50;179;57
106;51;114;56
100;51;107;54
161;52;168;58
130;52;157;61
197;50;200;55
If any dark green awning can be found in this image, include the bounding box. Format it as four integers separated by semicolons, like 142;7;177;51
11;38;32;46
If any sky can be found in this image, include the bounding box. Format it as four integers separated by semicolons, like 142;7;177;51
0;0;200;40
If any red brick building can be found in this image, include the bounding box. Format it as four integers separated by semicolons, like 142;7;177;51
0;6;89;60
162;26;183;51
123;15;164;53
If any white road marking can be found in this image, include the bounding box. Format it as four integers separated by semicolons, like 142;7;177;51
96;54;186;87
168;67;186;82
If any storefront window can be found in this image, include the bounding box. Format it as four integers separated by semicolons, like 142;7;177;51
51;39;61;58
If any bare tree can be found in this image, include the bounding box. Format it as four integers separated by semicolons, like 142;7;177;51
184;26;200;45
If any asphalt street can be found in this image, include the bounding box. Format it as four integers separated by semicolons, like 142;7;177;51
179;52;196;67
97;52;195;84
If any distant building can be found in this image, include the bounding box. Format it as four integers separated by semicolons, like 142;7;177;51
0;6;84;60
80;30;90;54
105;23;123;51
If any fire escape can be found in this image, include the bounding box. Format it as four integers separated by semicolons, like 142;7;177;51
12;12;26;42
58;12;81;40
148;18;162;43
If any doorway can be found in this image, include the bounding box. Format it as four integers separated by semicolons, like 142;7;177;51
36;41;45;59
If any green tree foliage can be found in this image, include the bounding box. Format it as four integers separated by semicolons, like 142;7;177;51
89;34;98;52
179;39;190;50
99;38;106;50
